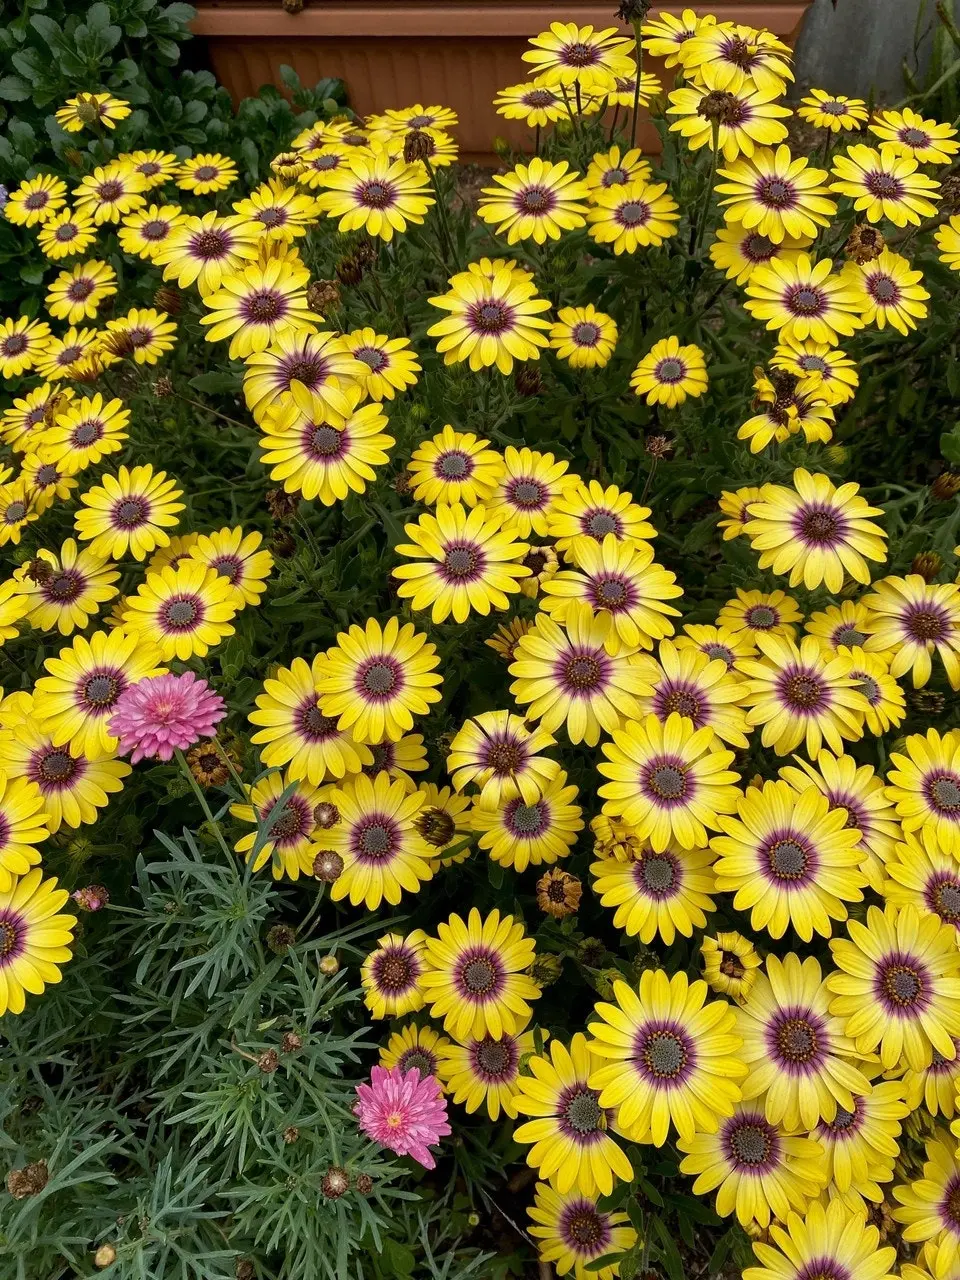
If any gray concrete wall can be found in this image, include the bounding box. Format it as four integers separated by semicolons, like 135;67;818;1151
793;0;936;99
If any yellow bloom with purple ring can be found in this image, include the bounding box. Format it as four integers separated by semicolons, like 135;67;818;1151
549;305;617;369
427;263;552;374
829;143;940;227
121;561;237;662
630;336;707;407
478;158;590;245
587;179;680;254
869;107;960;165
407;425;505;507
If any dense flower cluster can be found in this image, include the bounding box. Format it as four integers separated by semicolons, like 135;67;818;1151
4;10;960;1280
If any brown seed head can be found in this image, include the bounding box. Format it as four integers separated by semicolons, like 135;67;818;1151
403;130;435;164
281;1032;303;1054
321;1165;351;1199
258;1050;280;1074
5;1160;48;1199
698;90;741;124
266;924;297;955
306;279;340;314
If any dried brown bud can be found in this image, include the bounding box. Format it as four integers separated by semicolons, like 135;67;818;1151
186;741;232;787
258;1050;280;1074
515;366;543;397
235;1261;256;1280
94;1244;117;1269
152;376;174;400
23;557;53;585
312;848;344;882
932;470;960;501
354;238;377;267
266;924;297;954
403;130;435;164
392;469;413;497
645;434;674;459
281;1032;302;1054
697;90;742;125
335;255;365;287
266;488;301;522
535;868;582;918
101;328;137;359
911;551;943;581
318;954;340;976
321;1165;350;1199
5;1160;48;1199
153;285;182;315
313;801;340;829
940;173;960;214
845;223;885;264
415;806;457;849
283;1126;299;1144
909;688;946;716
71;884;109;912
355;1173;373;1195
617;0;651;19
306;279;340;314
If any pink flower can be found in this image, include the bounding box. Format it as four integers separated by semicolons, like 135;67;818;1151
109;672;227;764
354;1066;451;1169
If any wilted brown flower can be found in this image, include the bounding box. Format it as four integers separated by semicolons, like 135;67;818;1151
645;434;674;459
321;1166;351;1199
403;130;435;164
698;90;741;124
536;868;582;918
258;1050;280;1074
306;279;340;313
281;0;304;12
355;1173;373;1195
23;557;53;585
845;223;885;264
515;366;543;397
186;740;233;787
152;375;174;399
266;488;300;521
266;924;297;954
415;807;457;849
283;1126;299;1144
313;801;340;829
281;1032;302;1054
5;1160;48;1199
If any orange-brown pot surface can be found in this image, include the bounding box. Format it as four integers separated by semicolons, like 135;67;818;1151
191;2;814;161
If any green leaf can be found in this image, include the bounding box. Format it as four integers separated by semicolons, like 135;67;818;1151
189;370;243;395
381;1239;416;1276
0;75;31;102
940;429;960;464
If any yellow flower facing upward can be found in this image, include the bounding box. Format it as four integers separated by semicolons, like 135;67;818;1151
392;502;531;625
716;146;836;245
549;305;618;369
447;709;559;809
744;1200;896;1280
862;576;960;690
869;107;960;164
521;21;635;95
123;149;179;188
74;464;184;562
37;392;129;476
12;538;119;636
717;489;773;541
591;841;717;946
117;203;186;261
677;22;794;96
153;212;261;295
494;82;568;128
798;89;869;132
55;92;130;133
718;588;803;642
744;253;864;344
0;481;40;547
630;336;707;406
121;561;238;662
176;153;238;194
37;207;97;260
232;178;321;241
641;9;716;67
360;930;428;1020
485;445;576;538
884;728;960;856
407;426;505;507
200;258;318;360
187;526;274;609
935;214;960;271
230;769;324;881
243;329;364;426
709;225;813;285
882;831;960;939
45;260;118;324
427;263;552;374
893;1134;960;1277
528;1183;636;1280
584;145;652;194
587;179;680;254
73;163;147;224
4;174;67;226
844;249;930;335
472;768;583;873
315;149;433;241
771;337;859;406
478;158;590;245
632;638;750;749
437;1024;540;1120
104;307;178;364
0;317;52;380
830;143;940;226
343;327;420;402
547;479;656;561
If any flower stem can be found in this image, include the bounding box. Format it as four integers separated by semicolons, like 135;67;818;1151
630;20;644;148
692;121;720;256
424;157;455;269
175;747;233;859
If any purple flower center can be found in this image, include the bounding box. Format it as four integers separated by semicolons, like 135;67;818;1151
282;354;331;390
616;199;650;228
560;649;606;692
161;595;202;631
0;911;25;966
436;450;472;480
113;496;149;529
142;220;169;240
929;875;960;927
582;509;620;538
441;542;484;581
191;230;230;260
358;181;395;209
560;40;599;67
524;90;555;108
756;177;796;209
635;852;678;897
633;1021;692;1085
372;947;416;993
297;700;340;742
601;167;629;187
770;1009;825;1071
397;1046;438;1076
559;1201;610;1256
483;737;525;777
305;423;345;460
765;833;815;882
558;1084;606;1141
97;180;123;202
874;953;929;1016
926;774;960;813
655;358;686;384
363;741;395;775
865;171;904;199
517;185;555;214
4;501;27;524
355;816;399;861
818;1097;864;1142
743;232;776;262
655;684;704;727
867;273;900;305
787;285;826;317
193;165;219;182
471;300;514;335
705;643;735;666
357;658;401;699
2;334;28;357
643;756;689;804
44;571;83;603
724;1113;778;1170
80;670;123;710
504;797;547;836
457;947;504;1000
264;795;311;844
34;747;80;788
471;1035;517;1081
355;345;388;373
25;191;49;210
833;624;866;648
589;574;631;611
780;668;827;712
901;127;931;147
243;290;286;324
572;322;600;347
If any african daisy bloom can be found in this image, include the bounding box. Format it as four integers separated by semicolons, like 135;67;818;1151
528;1183;636;1280
539;535;682;652
870;106;960;163
232;178;320;242
0;580;30;645
844;249;929;334
124;149;179;188
343;327;420;402
37;207;97;260
584;145;652;193
590;841;717;945
513;1033;632;1197
712;779;866;940
354;1065;450;1170
493;82;567;128
546;479;656;561
744;254;864;344
34;327;100;383
717;490;774;542
392;502;531;625
259;385;395;505
0;482;39;547
735;634;869;758
797;89;869;132
936;215;960;270
485;446;576;538
478;158;590;245
510;604;653;747
176;153;237;194
447;710;559;809
737;383;835;455
0;769;52;889
295;143;352;188
830;143;940;226
630;336;707;407
587;971;745;1146
104;307;178;364
864;576;960;690
0;316;53;379
813;1079;909;1204
472;769;583;873
716;146;836;246
55;92;129;132
437;1025;540;1120
121;562;237;663
743;469;887;593
37;393;129;476
243;329;364;424
109;673;226;765
678;21;794;95
700;931;762;1004
521;21;634;94
893;1133;960;1276
586;179;680;254
32;628;165;757
316;616;442;745
153;212;261;295
677;1101;826;1230
804;599;875;656
779;751;901;893
641;7;715;63
549;305;618;369
200;259;318;360
74;464;184;562
743;1200;897;1280
773;338;860;405
321;771;435;910
632;639;751;748
381;1023;451;1087
315;149;433;241
12;539;119;636
828;903;960;1071
676;624;757;671
835;646;905;737
407;426;505;507
882;832;960;939
709;225;812;285
666;69;791;162
0;869;76;1017
361;930;428;1020
230;768;324;880
73;163;147;224
117;203;186;261
368;103;458;135
187;527;273;610
598;712;741;852
885;729;960;856
4;173;67;227
427;263;552;374
45;260;117;324
419;907;540;1041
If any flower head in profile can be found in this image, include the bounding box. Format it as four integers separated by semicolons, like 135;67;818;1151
109;672;227;764
354;1065;450;1169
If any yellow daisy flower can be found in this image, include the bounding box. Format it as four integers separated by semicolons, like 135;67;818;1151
584;145;651;194
295;143;353;188
844;249;929;334
36;392;129;476
641;9;715;66
447;710;558;809
45;260;117;324
36;207;97;260
315;149;433;241
230;768;323;880
862;576;960;689
547;479;656;561
380;1022;451;1084
666;67;791;162
744;1200;896;1280
478;158;590;245
586;179;680;254
361;930;428;1020
893;1134;960;1278
117;203;186;261
935;214;960;271
717;588;802;641
716;145;837;244
472;769;582;873
427;262;552;374
834;646;905;736
104;307;177;364
0;869;76;1016
485;446;575;538
675;623;757;671
153;212;261;295
186;527;273;609
797;89;869;133
12;539;119;635
437;1024;540;1118
243;328;363;425
123;149;179;188
200;258;318;360
770;337;859;406
717;489;773;541
521;21;634;95
407;425;504;507
882;832;960;938
885;728;960;856
591;841;716;945
121;562;237;662
494;82;567;128
231;178;320;242
55;92;129;132
73;163;146;224
33;327;99;383
709;225;812;285
0;481;40;547
4;173;68;226
630;336;707;406
549;305;618;369
830;143;940;226
176;153;237;195
869;107;960;164
0;316;52;378
744;253;864;343
74;464;184;561
0;579;30;644
677;22;794;96
528;1182;636;1280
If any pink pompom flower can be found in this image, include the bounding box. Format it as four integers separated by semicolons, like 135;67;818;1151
354;1066;451;1169
109;672;227;764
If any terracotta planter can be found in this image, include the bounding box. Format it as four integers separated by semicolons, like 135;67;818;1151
191;2;814;162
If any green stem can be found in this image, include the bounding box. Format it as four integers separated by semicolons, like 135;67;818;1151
559;84;582;141
424;157;455;270
175;747;233;860
630;20;644;149
173;392;250;432
692;121;720;256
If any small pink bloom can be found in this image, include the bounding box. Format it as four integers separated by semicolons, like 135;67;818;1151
109;672;227;764
354;1066;451;1169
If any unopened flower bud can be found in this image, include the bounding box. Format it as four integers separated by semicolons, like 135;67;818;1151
318;954;340;976
153;285;182;315
617;0;651;19
283;1126;299;1144
912;551;943;581
355;1173;373;1195
94;1244;117;1269
392;469;413;497
281;0;304;11
515;367;543;397
75;99;99;125
234;1261;255;1280
266;488;300;521
909;688;946;716
312;849;343;882
281;1032;302;1054
824;444;848;466
270;529;296;559
313;801;340;829
415;807;456;849
321;1165;350;1199
63;147;85;168
577;937;607;968
335;254;365;286
645;434;674;459
266;924;296;954
528;953;563;988
931;470;960;501
72;884;109;912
